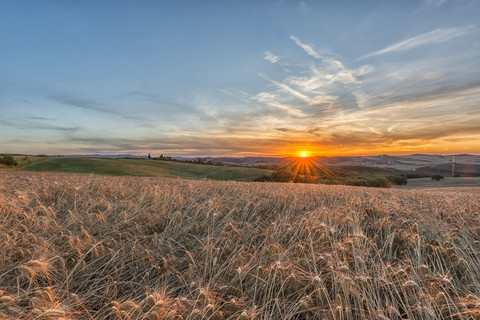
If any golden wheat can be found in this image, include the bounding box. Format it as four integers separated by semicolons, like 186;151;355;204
0;171;480;319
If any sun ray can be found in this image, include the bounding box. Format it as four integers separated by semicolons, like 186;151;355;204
273;153;341;183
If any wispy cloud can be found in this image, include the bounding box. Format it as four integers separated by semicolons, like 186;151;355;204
283;58;370;108
423;0;447;7
264;51;280;63
252;92;306;117
290;35;322;59
25;116;56;120
52;95;114;114
360;26;473;59
258;72;312;104
122;91;196;113
2;117;80;132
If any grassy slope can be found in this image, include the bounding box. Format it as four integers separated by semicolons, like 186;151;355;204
1;172;480;319
394;176;480;189
0;155;45;169
20;157;271;180
416;163;480;177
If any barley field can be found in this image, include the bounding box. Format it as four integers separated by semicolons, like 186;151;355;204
1;172;480;319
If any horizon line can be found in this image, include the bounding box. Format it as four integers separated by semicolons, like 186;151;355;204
3;152;479;158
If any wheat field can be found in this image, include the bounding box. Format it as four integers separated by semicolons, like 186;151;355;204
1;172;480;319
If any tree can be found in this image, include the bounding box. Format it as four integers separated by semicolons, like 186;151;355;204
386;174;408;185
148;153;151;159
2;154;18;166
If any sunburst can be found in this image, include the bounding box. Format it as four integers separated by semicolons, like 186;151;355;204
273;154;337;183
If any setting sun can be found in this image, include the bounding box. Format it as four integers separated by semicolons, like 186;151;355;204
300;151;308;158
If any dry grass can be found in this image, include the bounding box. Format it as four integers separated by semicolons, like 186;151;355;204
1;171;480;319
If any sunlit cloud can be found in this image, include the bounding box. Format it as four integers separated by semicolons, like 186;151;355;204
360;26;473;59
329;85;480;140
290;35;322;59
252;92;306;117
264;51;280;63
258;72;313;104
280;57;371;109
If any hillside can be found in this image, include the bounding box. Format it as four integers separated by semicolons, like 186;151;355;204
394;177;480;189
415;163;480;177
201;154;480;173
19;157;271;181
1;172;480;319
0;154;45;169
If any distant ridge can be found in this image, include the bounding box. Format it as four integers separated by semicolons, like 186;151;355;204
28;154;480;172
64;154;146;158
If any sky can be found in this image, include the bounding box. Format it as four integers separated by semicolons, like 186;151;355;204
1;0;479;157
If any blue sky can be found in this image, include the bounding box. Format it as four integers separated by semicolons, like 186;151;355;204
1;0;479;156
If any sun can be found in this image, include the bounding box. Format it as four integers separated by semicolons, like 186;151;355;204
300;151;308;158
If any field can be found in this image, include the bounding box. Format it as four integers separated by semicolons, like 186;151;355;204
394;177;480;189
19;157;271;181
1;172;480;319
0;155;45;169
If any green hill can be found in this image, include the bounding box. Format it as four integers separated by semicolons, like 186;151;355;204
20;157;271;181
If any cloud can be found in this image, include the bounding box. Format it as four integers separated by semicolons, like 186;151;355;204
337;83;480;137
249;32;478;154
354;65;373;77
360;26;473;59
423;0;447;7
122;91;195;112
25;116;56;120
291;59;371;90
2;117;80;132
51;92;202;124
282;58;370;108
264;51;280;63
257;35;375;120
258;72;313;104
64;134;309;156
0;120;15;126
290;35;322;59
252;92;306;117
52;95;119;116
370;79;480;109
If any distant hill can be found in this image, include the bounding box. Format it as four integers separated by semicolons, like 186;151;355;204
330;165;404;173
19;157;272;181
416;163;480;177
64;154;146;158
197;154;480;170
12;153;479;176
204;156;288;166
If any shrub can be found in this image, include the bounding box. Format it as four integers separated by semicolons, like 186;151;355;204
368;176;392;188
351;178;369;187
253;174;273;182
2;154;18;166
386;174;408;185
406;172;428;179
431;174;444;181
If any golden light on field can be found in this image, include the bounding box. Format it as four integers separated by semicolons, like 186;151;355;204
2;172;480;318
275;153;336;183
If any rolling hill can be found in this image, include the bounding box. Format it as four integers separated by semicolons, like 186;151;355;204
19;157;272;181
